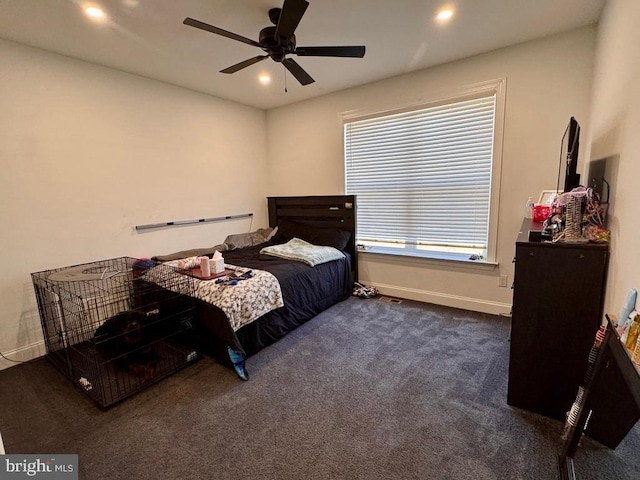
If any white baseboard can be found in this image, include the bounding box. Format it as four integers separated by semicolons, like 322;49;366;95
0;341;45;371
367;282;512;315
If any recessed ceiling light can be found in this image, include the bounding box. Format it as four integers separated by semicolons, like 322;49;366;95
84;6;106;20
258;74;271;85
436;8;454;22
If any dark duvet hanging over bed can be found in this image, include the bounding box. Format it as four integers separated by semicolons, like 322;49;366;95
183;242;353;376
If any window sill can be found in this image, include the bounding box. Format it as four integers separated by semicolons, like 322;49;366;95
357;245;498;269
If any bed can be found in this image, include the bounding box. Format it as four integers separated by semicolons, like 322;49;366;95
155;195;357;379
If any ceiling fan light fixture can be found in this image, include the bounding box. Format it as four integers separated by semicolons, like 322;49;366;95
83;5;107;23
84;6;106;20
436;8;454;23
258;74;271;85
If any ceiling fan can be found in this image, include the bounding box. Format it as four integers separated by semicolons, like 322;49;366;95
183;0;366;86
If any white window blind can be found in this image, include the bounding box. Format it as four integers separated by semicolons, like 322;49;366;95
345;94;497;258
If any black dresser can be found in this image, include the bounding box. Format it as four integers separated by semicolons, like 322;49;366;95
507;219;609;420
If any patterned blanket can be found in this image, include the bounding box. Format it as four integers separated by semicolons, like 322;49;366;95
260;238;345;266
146;263;284;331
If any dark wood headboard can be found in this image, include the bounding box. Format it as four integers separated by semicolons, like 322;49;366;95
267;195;357;282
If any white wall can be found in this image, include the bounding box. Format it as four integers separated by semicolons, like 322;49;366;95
266;27;596;314
587;0;640;317
0;39;268;367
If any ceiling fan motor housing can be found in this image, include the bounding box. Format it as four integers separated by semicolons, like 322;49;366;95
259;26;295;62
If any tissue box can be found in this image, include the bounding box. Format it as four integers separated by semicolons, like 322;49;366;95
210;257;225;274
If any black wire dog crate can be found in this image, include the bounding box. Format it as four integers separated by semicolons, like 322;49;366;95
31;257;200;408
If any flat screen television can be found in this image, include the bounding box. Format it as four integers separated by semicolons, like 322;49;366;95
557;117;581;193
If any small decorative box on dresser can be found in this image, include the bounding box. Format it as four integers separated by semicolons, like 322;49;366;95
507;218;609;420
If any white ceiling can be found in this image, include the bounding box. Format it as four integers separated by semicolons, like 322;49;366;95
0;0;605;110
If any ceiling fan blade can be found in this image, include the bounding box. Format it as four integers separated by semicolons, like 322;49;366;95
220;55;269;74
274;0;309;44
282;58;314;86
183;17;261;48
295;46;366;58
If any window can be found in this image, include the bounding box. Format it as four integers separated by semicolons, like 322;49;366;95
344;80;505;262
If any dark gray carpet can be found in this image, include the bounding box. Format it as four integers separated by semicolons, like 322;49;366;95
1;297;638;479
